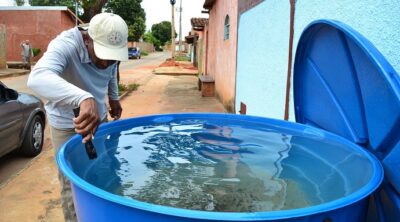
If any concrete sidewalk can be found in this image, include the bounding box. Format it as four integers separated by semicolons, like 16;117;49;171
153;60;198;75
0;61;33;79
152;66;198;75
0;64;226;222
0;68;30;79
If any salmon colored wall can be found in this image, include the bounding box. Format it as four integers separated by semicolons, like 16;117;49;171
190;29;205;73
0;10;76;62
206;0;239;112
201;28;208;76
128;41;155;52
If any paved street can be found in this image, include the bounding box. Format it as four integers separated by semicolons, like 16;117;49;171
0;51;226;222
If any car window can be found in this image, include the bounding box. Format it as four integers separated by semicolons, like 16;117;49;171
2;87;18;101
0;84;5;102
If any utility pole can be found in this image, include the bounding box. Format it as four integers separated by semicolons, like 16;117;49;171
178;0;183;53
170;0;176;59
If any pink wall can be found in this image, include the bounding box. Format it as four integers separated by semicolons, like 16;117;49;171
0;10;76;62
191;29;205;71
205;0;239;112
201;28;207;76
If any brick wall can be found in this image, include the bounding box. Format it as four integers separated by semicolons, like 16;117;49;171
0;9;76;62
0;25;6;68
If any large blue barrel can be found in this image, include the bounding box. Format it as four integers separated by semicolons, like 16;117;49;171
57;113;383;222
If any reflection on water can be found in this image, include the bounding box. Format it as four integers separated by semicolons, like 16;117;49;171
83;119;372;212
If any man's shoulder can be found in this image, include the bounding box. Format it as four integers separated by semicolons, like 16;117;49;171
54;28;79;42
48;28;81;51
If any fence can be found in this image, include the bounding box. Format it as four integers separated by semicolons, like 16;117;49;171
128;42;155;53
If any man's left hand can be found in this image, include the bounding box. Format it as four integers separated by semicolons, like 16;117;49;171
109;100;122;120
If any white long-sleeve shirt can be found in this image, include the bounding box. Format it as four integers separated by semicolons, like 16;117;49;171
28;27;119;129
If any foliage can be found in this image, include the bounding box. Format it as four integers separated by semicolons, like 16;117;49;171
105;0;146;42
28;0;107;22
26;0;146;39
32;48;41;57
175;55;190;62
79;0;108;22
140;51;148;56
151;21;176;46
143;31;162;51
14;0;25;6
127;17;146;42
118;82;139;95
29;0;76;12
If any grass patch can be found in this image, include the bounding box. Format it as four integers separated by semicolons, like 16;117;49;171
175;55;191;62
32;48;41;57
141;51;149;56
118;83;140;96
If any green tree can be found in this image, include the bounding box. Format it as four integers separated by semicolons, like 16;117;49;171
79;0;108;22
127;17;146;42
29;0;107;22
143;31;162;51
14;0;25;6
151;21;176;46
29;0;75;11
105;0;146;42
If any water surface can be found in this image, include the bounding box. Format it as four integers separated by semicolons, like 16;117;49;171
79;118;373;212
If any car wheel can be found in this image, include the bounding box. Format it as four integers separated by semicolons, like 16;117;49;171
20;115;44;157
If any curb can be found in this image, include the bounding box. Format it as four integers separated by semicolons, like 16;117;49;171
153;72;198;76
152;70;198;76
0;70;30;79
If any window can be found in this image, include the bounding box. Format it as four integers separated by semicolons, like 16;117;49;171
224;15;230;40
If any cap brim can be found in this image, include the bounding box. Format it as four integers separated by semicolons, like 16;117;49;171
93;42;128;61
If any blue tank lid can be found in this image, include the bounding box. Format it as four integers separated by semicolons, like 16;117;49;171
294;20;400;154
293;20;400;203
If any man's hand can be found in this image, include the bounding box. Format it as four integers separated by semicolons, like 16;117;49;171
109;100;122;120
73;98;100;143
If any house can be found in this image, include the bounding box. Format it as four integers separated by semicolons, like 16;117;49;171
0;6;82;62
201;0;399;120
199;0;262;112
186;18;208;71
200;0;240;112
235;0;400;120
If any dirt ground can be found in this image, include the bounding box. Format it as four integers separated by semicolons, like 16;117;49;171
0;63;226;222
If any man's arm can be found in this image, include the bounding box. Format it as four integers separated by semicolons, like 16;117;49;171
108;64;122;120
28;38;100;142
27;39;93;108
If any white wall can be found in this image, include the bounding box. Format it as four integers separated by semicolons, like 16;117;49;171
236;0;290;120
236;0;400;121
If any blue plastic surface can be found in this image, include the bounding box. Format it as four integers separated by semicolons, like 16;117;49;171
57;113;383;222
293;20;400;222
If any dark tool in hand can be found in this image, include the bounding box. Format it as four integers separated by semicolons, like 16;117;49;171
73;107;98;159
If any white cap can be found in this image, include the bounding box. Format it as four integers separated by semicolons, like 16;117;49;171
88;13;128;61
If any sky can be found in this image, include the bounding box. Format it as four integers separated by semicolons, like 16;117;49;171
0;0;208;40
141;0;207;40
0;0;18;6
